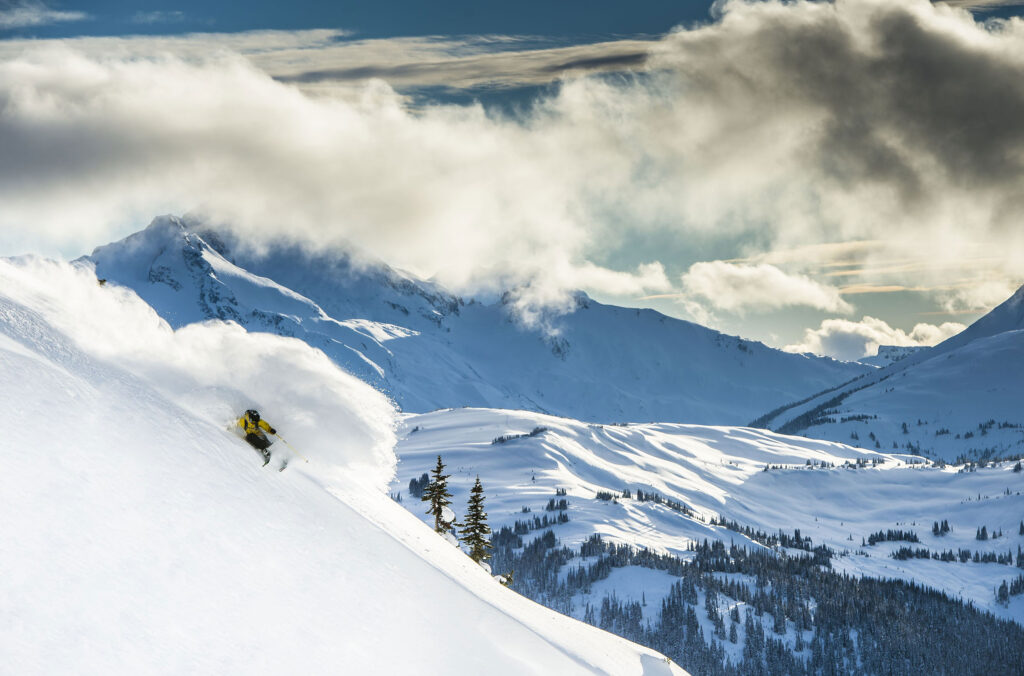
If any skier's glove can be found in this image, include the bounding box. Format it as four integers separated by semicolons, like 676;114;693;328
269;427;277;435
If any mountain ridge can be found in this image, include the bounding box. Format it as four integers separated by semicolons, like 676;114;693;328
751;282;1024;461
83;215;868;425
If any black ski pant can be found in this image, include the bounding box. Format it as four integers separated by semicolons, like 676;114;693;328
245;432;271;451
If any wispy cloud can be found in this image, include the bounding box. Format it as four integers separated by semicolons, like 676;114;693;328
938;0;1024;9
0;1;88;29
131;10;186;25
0;29;655;95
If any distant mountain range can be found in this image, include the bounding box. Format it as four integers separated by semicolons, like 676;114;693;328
753;285;1024;462
84;216;866;425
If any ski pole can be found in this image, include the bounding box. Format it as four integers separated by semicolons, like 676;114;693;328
273;433;310;463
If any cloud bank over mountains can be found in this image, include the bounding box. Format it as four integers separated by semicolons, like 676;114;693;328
784;315;966;361
0;0;1020;353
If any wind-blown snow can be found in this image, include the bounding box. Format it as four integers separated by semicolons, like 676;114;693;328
1;255;397;488
0;257;684;675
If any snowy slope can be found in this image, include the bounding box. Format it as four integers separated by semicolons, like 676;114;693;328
779;329;1024;461
84;216;867;425
392;408;1024;623
931;283;1024;355
754;285;1024;462
0;257;684;676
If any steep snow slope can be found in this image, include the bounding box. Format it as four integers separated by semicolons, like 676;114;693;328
754;285;1024;461
931;283;1024;355
0;258;684;676
392;408;1024;623
84;216;867;425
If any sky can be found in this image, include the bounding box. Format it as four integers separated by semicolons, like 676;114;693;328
2;0;1024;360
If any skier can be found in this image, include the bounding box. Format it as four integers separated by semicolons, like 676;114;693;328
238;409;277;464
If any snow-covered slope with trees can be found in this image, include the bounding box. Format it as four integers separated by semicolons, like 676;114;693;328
392;408;1024;623
0;257;684;675
84;216;867;425
390;408;1024;673
753;284;1024;462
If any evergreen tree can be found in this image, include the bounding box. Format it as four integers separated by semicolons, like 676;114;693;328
422;455;454;533
459;476;494;563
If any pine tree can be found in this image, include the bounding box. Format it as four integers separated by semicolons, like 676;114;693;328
422;455;454;533
459;476;493;563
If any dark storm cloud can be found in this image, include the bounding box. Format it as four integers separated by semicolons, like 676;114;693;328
655;0;1024;209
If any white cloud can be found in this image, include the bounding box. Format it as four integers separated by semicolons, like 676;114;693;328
784;316;966;361
0;1;88;28
680;261;852;314
0;46;672;314
1;0;1024;318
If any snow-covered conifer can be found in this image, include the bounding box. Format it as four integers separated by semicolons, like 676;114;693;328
422;455;455;533
459;476;493;563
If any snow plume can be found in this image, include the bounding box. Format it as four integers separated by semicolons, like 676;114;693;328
680;261;852;314
0;257;398;488
2;0;1024;314
784;315;966;361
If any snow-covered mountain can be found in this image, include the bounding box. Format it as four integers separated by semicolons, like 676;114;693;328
84;216;868;426
934;283;1024;355
0;257;684;675
6;240;1021;674
753;285;1024;462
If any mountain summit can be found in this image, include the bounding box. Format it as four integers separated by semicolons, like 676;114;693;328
84;216;867;424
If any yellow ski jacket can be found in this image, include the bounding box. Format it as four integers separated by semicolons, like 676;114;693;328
238;414;274;436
